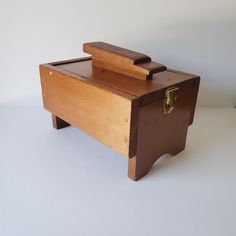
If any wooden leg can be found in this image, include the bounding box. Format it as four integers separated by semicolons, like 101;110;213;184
128;155;155;181
128;143;186;181
51;114;70;129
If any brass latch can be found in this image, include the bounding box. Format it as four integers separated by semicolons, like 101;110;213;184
164;87;179;114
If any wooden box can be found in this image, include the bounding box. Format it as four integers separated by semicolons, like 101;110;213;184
39;42;200;180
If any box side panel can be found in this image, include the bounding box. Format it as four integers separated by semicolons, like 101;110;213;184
189;77;200;125
136;85;198;162
40;66;133;157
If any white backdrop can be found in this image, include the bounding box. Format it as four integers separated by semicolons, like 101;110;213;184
1;0;236;107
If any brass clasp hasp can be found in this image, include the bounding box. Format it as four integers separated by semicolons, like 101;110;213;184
164;87;179;114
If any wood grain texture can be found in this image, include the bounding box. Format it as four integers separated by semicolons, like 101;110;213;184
128;86;198;180
84;41;151;64
40;65;138;157
83;42;166;80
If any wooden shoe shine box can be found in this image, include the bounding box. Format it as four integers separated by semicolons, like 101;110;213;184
39;42;200;180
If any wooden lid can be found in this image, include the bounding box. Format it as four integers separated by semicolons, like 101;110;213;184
51;57;198;106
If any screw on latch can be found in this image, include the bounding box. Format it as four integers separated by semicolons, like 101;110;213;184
123;137;128;144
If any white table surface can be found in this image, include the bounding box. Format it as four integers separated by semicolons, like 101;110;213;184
0;107;235;236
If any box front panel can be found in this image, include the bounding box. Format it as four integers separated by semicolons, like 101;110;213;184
40;66;133;157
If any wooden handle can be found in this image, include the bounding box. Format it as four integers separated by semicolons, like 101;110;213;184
83;42;166;80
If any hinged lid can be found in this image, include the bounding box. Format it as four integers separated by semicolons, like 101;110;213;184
45;42;199;107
